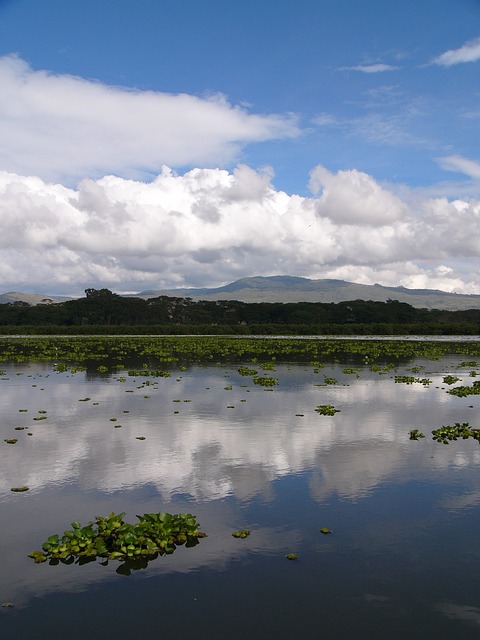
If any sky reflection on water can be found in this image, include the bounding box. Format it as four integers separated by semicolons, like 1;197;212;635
1;355;480;638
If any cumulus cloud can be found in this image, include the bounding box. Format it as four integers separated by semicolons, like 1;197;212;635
431;37;480;66
0;55;299;183
308;165;408;224
1;165;480;295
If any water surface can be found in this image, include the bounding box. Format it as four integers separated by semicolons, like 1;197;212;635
1;352;480;638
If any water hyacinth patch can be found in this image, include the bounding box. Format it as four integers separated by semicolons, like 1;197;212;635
432;422;480;444
409;429;425;440
232;529;251;539
447;380;480;397
252;376;278;386
237;367;258;376
28;512;207;569
442;376;461;385
315;405;340;416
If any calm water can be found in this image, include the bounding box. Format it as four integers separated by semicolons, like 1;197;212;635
1;353;480;639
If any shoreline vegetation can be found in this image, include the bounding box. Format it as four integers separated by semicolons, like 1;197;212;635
0;288;479;336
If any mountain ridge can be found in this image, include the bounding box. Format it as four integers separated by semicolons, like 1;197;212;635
2;276;480;311
133;275;480;311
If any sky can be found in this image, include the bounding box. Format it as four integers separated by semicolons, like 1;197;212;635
0;0;480;296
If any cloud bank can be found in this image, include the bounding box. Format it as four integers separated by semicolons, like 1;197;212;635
0;55;299;183
1;164;480;295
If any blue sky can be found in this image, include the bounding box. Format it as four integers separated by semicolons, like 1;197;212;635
0;0;480;295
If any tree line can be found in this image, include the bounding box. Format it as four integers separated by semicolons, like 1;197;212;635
0;288;479;334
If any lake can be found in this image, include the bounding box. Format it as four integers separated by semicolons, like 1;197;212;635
1;338;480;639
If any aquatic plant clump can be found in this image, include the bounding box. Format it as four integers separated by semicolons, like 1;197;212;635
442;375;461;385
127;370;171;377
432;422;480;444
28;511;206;565
394;376;431;385
252;376;278;386
232;529;251;539
315;405;340;416
447;380;480;397
237;367;258;376
409;429;425;440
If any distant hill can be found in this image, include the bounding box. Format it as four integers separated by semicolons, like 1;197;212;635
3;276;480;311
0;292;70;306
134;275;480;311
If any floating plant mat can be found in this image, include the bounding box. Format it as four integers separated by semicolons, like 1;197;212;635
1;339;480;639
29;512;206;576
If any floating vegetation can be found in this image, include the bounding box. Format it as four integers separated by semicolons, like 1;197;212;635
33;416;47;421
237;367;258;376
232;529;251;539
409;429;425;440
447;381;480;397
286;553;298;560
320;528;332;534
28;512;206;568
1;337;480;369
252;376;278;386
315;405;340;416
443;376;461;385
323;377;338;385
432;422;480;444
78;397;91;402
224;385;233;390
11;486;29;492
135;436;146;440
259;362;276;370
128;370;171;377
4;439;18;444
394;376;431;385
370;363;397;373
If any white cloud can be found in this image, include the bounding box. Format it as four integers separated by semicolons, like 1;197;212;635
308;165;408;224
437;155;480;180
1;165;480;295
0;55;299;183
339;64;399;73
431;37;480;66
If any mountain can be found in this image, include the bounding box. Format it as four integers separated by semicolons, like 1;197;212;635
2;277;480;311
0;292;70;305
134;276;480;311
